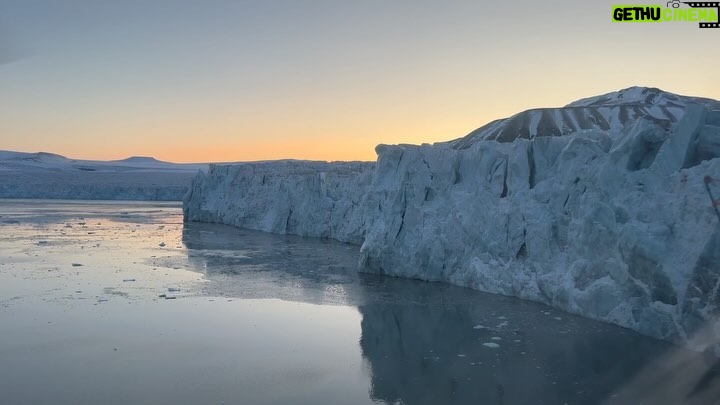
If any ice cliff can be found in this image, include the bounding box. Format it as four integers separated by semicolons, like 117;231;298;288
183;161;375;244
184;87;720;346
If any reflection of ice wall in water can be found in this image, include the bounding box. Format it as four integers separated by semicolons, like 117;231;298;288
175;220;718;403
357;303;673;405
180;222;364;306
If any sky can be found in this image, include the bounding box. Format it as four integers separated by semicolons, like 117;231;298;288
1;0;718;163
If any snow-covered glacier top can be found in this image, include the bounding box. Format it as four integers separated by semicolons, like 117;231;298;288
184;87;720;350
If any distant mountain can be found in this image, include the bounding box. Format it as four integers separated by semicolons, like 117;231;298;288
112;156;178;166
0;151;71;163
115;156;167;163
0;151;207;173
0;152;209;201
450;87;720;149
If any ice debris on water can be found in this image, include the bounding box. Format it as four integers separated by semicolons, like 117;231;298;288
482;343;500;349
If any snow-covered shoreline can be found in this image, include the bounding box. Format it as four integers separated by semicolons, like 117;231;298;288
184;88;720;347
0;152;206;201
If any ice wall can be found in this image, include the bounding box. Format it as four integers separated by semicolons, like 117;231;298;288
184;106;720;345
183;160;374;245
360;105;720;344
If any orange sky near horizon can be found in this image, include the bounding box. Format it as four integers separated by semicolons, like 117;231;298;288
1;1;719;163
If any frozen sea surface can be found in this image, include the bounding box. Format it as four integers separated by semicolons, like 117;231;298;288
0;200;715;405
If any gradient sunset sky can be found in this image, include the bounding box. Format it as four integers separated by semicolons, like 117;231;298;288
1;0;718;163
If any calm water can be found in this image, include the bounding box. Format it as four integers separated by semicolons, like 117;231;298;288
0;200;701;404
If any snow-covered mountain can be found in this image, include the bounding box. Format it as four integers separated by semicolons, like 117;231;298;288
184;86;720;348
0;151;206;172
0;151;208;200
450;87;720;148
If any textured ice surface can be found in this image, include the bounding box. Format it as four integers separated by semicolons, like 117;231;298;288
183;88;720;346
184;160;374;244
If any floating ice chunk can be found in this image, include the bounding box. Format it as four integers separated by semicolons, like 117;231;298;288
491;336;502;341
482;342;500;349
473;325;486;330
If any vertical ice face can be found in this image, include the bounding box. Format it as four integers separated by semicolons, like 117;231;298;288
183;88;720;346
358;104;720;345
183;161;375;245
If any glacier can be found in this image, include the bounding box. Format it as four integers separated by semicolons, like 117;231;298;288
183;87;720;347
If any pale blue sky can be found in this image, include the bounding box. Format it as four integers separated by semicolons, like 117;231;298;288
1;0;718;161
